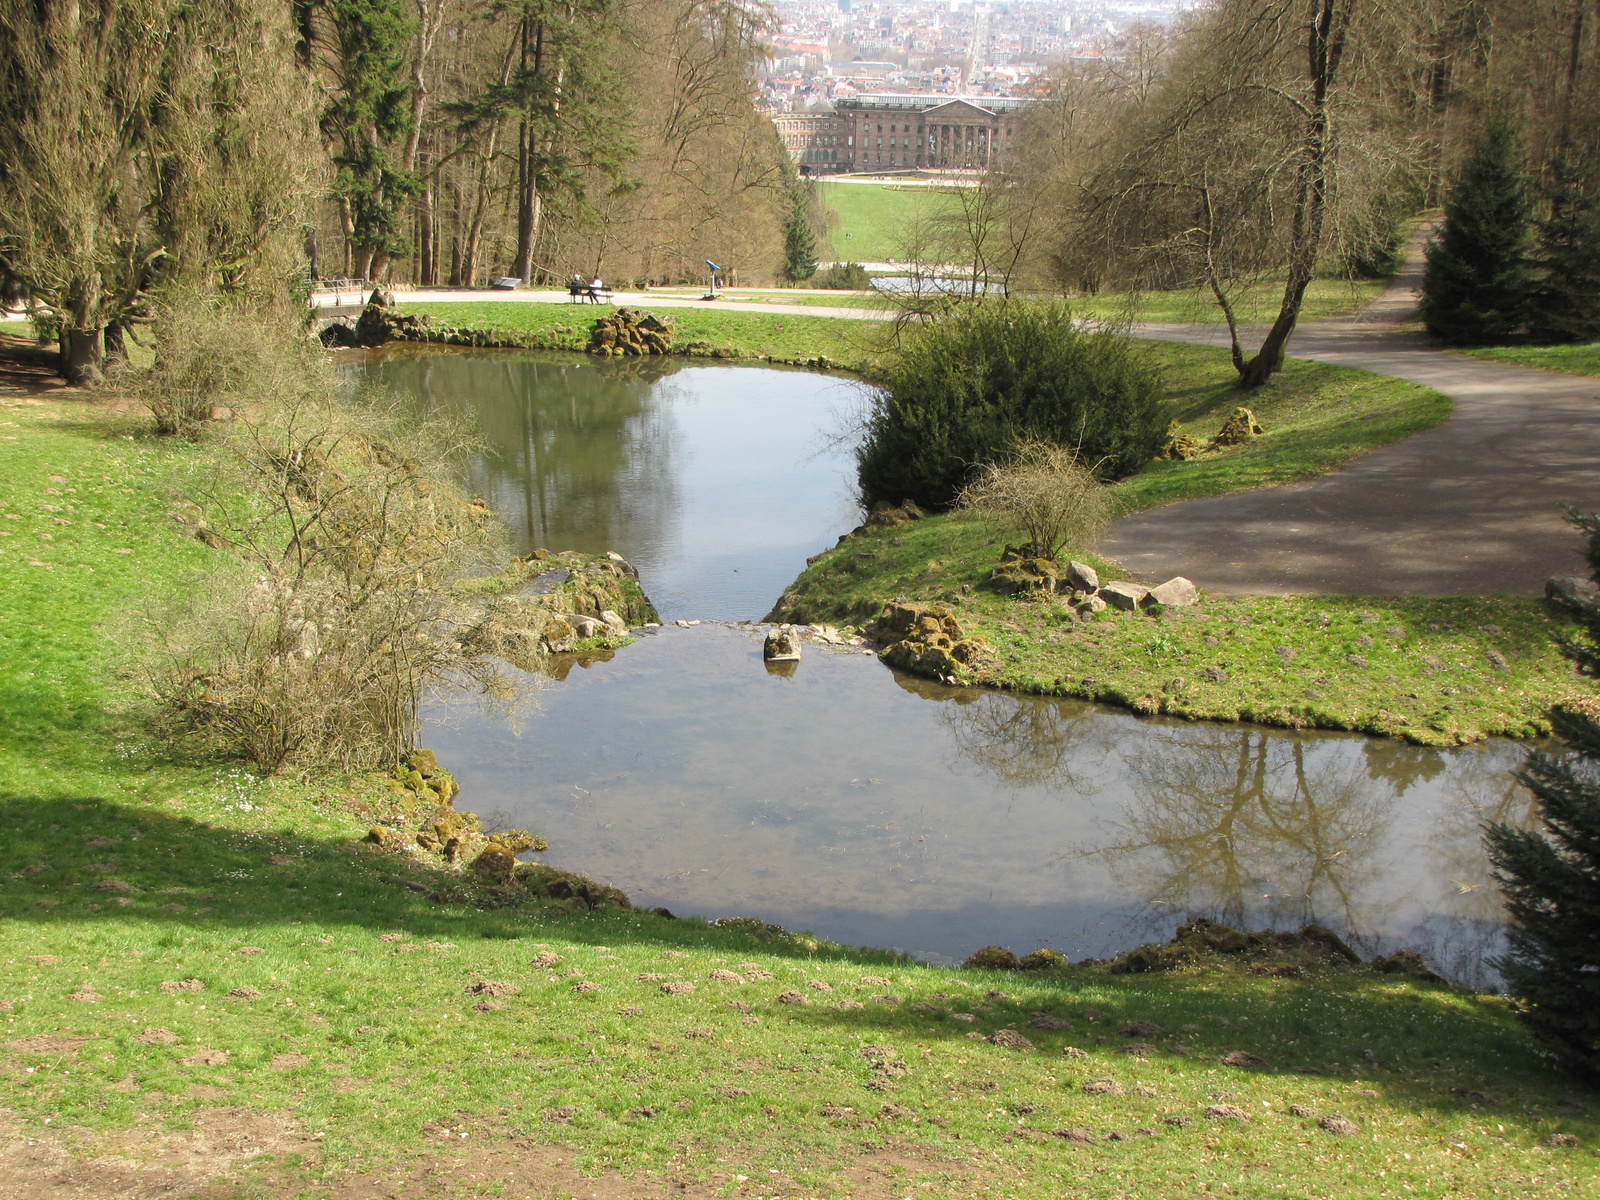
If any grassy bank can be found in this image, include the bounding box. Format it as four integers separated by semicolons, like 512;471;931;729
4;384;1596;1196
771;514;1577;744
1118;343;1452;512
1464;342;1600;378
395;299;886;373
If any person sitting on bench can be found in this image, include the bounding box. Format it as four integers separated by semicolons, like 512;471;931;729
586;274;605;303
568;274;587;302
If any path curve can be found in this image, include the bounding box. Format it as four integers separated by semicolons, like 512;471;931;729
1104;248;1600;596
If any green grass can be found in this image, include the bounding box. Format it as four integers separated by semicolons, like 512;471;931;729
396;300;887;373
816;181;964;262
1066;277;1390;324
1115;342;1452;512
1464;342;1600;378
4;389;1597;1196
774;520;1578;743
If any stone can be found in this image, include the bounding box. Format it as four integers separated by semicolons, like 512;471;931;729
1100;581;1150;611
1066;561;1100;592
1078;595;1107;616
963;946;1021;971
764;624;802;661
1145;577;1199;607
568;615;602;639
541;616;577;653
1546;576;1599;603
599;609;628;633
1211;407;1265;446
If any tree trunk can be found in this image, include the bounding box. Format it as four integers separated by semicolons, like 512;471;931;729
62;326;103;386
1235;0;1345;388
104;319;127;363
420;183;436;286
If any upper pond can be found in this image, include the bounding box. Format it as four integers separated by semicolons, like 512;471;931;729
377;348;1534;985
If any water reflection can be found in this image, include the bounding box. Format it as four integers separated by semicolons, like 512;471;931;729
369;348;866;621
425;626;1539;981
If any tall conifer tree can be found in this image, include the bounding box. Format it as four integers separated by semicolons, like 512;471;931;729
781;173;817;283
1421;119;1534;345
1530;142;1600;345
1485;507;1600;1082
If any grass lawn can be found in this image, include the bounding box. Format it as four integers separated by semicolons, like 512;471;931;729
395;299;888;373
1116;342;1452;513
772;518;1579;744
815;181;964;263
4;360;1594;1195
1071;277;1390;324
1464;342;1600;378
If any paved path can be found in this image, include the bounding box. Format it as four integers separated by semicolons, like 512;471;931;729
1103;243;1600;596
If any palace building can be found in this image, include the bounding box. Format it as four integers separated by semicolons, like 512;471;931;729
774;93;1034;176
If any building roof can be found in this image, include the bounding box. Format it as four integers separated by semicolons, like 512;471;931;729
836;93;1034;114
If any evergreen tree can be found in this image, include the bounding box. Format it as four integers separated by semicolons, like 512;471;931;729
1421;119;1534;345
1530;142;1600;345
781;174;817;283
1484;506;1600;1082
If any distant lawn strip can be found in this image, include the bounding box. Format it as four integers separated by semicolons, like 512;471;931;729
816;180;962;262
396;299;885;373
1115;342;1452;513
3;394;1597;1196
1069;277;1389;324
774;517;1574;744
1463;341;1600;378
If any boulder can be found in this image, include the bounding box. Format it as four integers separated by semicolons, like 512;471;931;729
541;616;577;653
568;614;602;639
1100;580;1150;611
1212;407;1265;446
1078;595;1107;617
1066;561;1100;592
1145;577;1199;607
599;609;628;634
764;624;802;661
1546;576;1599;604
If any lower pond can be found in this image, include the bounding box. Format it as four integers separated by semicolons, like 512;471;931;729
376;349;1533;987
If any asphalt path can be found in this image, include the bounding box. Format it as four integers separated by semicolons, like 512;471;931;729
1104;245;1600;595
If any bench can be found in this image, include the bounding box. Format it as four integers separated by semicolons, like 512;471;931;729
567;284;614;304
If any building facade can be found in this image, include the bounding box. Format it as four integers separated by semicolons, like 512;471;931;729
775;113;850;173
774;93;1033;176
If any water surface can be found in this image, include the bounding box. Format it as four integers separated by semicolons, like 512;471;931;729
426;625;1532;989
371;349;865;621
380;349;1533;986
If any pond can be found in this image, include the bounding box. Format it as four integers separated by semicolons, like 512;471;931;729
368;348;865;622
377;348;1532;986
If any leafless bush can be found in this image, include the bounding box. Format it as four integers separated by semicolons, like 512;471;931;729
105;294;302;437
137;317;518;773
957;440;1111;562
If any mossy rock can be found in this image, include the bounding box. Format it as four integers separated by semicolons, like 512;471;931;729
404;748;440;777
963;945;1021;971
1108;942;1193;974
1296;924;1361;963
1370;949;1446;984
1018;947;1069;971
1174;917;1251;954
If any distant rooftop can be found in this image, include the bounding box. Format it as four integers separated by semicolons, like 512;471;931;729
837;93;1035;112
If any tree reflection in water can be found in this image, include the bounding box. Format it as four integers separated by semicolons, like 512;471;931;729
1089;726;1390;945
922;682;1108;794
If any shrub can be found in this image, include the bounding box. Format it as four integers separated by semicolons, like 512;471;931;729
957;439;1111;560
135;312;515;772
855;301;1166;510
815;261;873;290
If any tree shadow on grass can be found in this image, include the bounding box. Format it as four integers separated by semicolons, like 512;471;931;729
0;792;903;965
